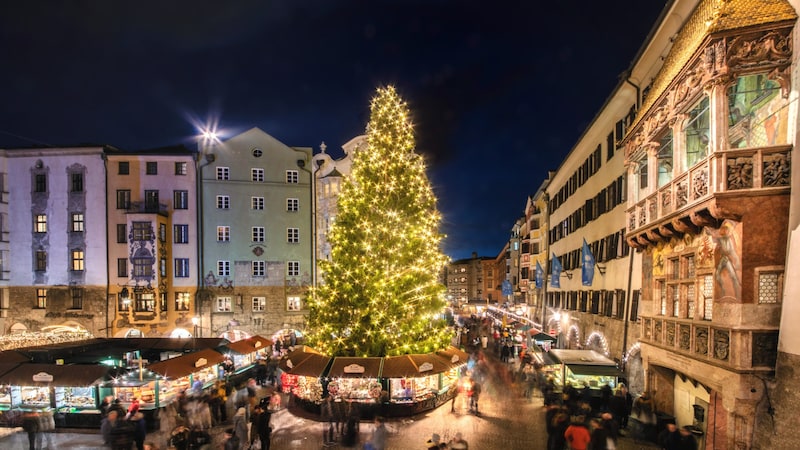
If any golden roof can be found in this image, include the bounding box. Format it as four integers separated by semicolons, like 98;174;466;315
634;0;796;128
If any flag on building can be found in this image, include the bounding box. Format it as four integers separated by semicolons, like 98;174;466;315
535;260;544;289
582;238;595;286
550;253;562;288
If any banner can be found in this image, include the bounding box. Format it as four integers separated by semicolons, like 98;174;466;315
535;260;544;289
550;253;562;288
582;239;595;286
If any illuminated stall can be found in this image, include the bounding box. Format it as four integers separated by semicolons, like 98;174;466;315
0;363;110;428
222;335;271;374
548;349;623;410
146;348;225;395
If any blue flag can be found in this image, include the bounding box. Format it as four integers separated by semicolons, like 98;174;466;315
535;260;544;289
582;239;595;286
550;253;562;288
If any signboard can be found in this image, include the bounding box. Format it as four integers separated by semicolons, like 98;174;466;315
418;362;433;373
343;364;365;374
194;357;208;368
33;372;54;383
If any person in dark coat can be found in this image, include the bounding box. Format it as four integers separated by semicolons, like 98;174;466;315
21;410;39;450
130;412;147;450
255;407;273;450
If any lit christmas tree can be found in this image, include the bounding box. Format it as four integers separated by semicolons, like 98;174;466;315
304;86;451;357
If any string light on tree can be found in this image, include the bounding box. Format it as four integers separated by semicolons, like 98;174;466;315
304;85;451;357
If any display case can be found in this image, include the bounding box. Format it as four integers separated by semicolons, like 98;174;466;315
389;374;439;403
17;386;51;408
55;386;98;411
327;378;382;402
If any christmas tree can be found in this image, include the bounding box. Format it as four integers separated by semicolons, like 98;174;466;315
304;86;452;357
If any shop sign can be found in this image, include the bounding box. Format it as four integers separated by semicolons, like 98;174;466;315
343;364;365;374
33;372;54;382
418;362;433;373
451;355;460;364
254;341;262;348
194;357;207;368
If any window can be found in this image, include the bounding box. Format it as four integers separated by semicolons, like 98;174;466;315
71;213;84;232
144;190;159;210
657;130;674;187
174;224;189;244
217;226;230;242
116;190;131;209
252;168;264;182
287;198;299;212
217;260;230;277
684;96;710;168
174;190;189;209
702;275;713;320
672;285;680;317
175;162;187;175
119;294;130;312
132;222;152;241
216;195;230;209
252;148;263;157
757;269;782;304
36;289;47;309
252;226;265;243
133;252;153;277
146;161;158;175
253;296;266;312
287;296;302;311
287;261;300;277
287;228;299;243
175;258;190;277
71;250;85;271
160;292;167;312
252;260;265;276
728;74;786;148
35;250;47;271
117;258;128;277
135;292;155;312
71;288;83;309
71;173;84;192
217;296;232;312
117;224;127;243
34;174;47;192
658;280;666;315
118;161;129;175
175;292;191;311
216;167;230;180
159;223;166;242
286;170;299;184
252;197;264;210
34;214;47;233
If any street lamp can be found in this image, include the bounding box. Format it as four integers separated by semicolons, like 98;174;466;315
192;316;199;337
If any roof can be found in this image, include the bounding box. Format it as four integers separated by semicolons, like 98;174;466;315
327;357;383;378
0;363;110;386
381;353;451;378
549;349;617;366
147;348;225;379
222;335;271;355
435;347;470;370
280;346;332;378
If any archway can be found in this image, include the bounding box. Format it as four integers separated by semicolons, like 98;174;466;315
584;331;610;356
567;325;581;349
624;342;645;396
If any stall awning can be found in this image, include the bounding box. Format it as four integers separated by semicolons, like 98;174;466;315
327;357;383;378
0;363;110;386
381;353;450;378
147;348;225;379
223;335;271;355
280;346;332;378
566;364;625;378
435;346;470;369
530;331;557;342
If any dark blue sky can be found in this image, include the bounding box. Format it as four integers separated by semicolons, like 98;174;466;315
0;0;666;261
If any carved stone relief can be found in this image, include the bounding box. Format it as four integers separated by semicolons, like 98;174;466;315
713;329;729;361
679;324;691;351
695;327;709;356
727;156;753;189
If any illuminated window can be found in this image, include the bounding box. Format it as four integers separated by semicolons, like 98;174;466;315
253;296;266;312
71;250;85;271
132;222;152;241
36;289;47;309
135;292;155;312
175;162;187;175
287;296;302;311
71;213;84;232
175;292;191;311
34;214;47;233
217;296;232;312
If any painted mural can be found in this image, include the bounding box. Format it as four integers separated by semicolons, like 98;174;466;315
650;219;742;302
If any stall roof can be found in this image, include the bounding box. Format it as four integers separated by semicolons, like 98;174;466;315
435;346;470;369
0;363;110;386
280;346;332;378
549;349;616;366
327;357;383;378
381;353;450;378
530;331;557;342
222;335;271;356
0;350;32;364
147;348;225;379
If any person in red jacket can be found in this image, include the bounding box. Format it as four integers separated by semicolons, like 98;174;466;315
564;415;591;450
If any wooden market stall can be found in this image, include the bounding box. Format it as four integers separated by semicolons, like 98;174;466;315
146;348;226;396
0;363;110;428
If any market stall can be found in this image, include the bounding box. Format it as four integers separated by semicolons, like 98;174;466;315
0;363;110;428
548;349;623;410
146;348;226;396
221;335;270;373
279;346;331;402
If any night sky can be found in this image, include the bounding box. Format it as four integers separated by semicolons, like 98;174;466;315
1;1;666;261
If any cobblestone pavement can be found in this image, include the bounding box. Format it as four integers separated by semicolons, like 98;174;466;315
0;350;660;450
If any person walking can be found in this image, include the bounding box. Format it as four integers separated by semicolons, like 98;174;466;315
469;377;481;415
232;407;248;450
364;416;387;450
564;415;591;450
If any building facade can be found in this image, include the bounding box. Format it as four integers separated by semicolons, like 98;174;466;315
621;1;796;448
5;147;109;335
106;146;199;338
198;128;312;340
